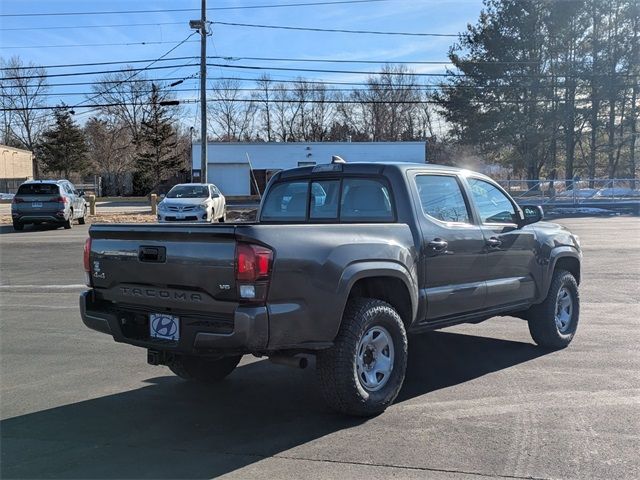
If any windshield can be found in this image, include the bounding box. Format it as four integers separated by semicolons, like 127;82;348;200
166;185;209;199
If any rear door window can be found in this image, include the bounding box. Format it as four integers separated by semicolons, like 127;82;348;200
415;175;471;223
340;178;393;221
16;184;60;196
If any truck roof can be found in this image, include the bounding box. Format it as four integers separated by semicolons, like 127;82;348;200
276;161;490;181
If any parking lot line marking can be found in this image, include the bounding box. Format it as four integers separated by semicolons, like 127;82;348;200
0;304;76;309
0;284;85;291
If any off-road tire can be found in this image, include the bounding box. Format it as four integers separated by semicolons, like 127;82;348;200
527;269;579;349
317;298;408;417
169;355;242;382
13;221;24;231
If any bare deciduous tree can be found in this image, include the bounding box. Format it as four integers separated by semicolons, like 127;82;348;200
85;118;137;195
89;69;153;144
0;56;50;177
208;79;257;141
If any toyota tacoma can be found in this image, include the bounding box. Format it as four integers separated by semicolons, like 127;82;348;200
80;162;582;416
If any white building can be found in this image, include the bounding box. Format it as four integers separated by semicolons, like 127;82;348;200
192;141;427;196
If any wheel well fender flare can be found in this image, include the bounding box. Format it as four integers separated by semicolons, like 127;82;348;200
540;248;581;300
334;261;418;333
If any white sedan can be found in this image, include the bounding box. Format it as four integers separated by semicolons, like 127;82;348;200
157;183;226;223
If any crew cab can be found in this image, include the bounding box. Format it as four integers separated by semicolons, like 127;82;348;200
80;162;582;416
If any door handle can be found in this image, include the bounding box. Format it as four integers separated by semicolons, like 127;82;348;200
428;238;448;251
486;237;502;248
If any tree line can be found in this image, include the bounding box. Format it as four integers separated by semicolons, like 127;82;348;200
1;0;637;193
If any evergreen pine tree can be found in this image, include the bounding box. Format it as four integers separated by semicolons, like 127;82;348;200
134;85;181;194
36;106;88;178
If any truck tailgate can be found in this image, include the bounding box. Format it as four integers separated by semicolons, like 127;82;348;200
89;224;238;314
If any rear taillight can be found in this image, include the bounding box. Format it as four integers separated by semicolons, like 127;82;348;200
83;238;92;286
54;196;69;204
11;197;23;204
235;243;273;302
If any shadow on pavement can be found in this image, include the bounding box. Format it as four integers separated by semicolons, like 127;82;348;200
0;223;63;235
0;331;548;478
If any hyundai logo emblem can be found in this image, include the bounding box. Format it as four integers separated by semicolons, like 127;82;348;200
151;315;177;338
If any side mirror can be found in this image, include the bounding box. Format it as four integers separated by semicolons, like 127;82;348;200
212;193;220;198
77;190;85;197
160;194;165;200
519;205;544;227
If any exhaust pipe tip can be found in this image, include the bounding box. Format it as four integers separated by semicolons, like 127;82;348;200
269;355;308;369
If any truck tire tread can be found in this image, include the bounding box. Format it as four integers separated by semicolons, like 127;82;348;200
527;269;579;349
317;297;407;417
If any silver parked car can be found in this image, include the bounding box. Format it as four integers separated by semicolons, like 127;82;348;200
157;183;226;223
11;180;87;231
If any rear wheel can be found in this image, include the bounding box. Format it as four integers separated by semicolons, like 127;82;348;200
78;205;86;225
169;355;242;382
527;269;579;349
317;298;408;416
12;221;24;231
63;209;73;229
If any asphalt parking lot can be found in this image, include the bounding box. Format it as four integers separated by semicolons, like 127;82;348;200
0;217;638;479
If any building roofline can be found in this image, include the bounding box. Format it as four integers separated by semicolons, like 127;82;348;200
0;144;33;154
192;141;427;146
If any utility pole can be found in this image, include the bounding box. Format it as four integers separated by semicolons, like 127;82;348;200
191;0;207;183
200;0;207;184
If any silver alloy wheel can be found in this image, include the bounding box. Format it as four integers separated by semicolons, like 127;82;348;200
355;325;394;392
555;286;573;333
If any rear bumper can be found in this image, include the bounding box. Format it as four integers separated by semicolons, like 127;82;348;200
12;212;66;223
79;290;269;354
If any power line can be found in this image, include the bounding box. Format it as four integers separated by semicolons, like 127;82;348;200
1;55;550;71
207;63;458;77
0;21;185;31
73;32;197;109
0;57;198;71
212;21;458;37
23;74;640;91
34;87;581;99
0;96;593;113
1;40;199;50
205;63;640;78
2;63;198;81
0;0;388;17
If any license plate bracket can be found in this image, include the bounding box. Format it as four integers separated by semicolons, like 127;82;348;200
149;313;180;341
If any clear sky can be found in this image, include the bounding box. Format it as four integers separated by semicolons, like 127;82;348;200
0;0;485;126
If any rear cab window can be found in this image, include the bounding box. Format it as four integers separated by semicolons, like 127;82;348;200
260;176;395;223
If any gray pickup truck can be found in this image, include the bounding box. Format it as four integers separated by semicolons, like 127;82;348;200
80;162;582;416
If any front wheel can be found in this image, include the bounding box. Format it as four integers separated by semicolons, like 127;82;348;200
316;298;408;417
527;269;579;349
169;355;242;382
